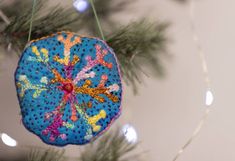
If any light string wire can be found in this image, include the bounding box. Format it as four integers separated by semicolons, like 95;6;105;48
171;0;213;161
28;0;37;42
88;0;105;40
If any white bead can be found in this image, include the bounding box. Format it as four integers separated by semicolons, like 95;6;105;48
122;124;138;143
205;90;214;106
73;0;89;13
1;133;17;147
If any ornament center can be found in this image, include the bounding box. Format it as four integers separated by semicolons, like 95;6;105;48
62;83;74;93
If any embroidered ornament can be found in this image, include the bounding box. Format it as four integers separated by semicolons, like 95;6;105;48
15;32;122;146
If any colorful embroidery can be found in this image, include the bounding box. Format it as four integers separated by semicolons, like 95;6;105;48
15;31;122;146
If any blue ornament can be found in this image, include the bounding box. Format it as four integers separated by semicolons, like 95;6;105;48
15;31;123;146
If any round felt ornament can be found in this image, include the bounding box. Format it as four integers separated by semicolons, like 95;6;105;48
15;31;122;146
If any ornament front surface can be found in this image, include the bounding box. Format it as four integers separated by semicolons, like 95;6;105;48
15;32;122;146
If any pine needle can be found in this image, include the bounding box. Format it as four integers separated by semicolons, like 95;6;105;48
27;147;65;161
107;19;169;93
79;129;138;161
0;0;169;93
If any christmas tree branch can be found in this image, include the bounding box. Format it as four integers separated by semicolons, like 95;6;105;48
24;129;138;161
80;0;133;35
27;148;65;161
79;129;138;161
0;0;81;52
0;0;169;92
173;0;188;3
107;20;169;93
0;9;10;24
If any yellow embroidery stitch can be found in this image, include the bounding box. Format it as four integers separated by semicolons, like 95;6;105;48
88;110;106;132
31;46;49;63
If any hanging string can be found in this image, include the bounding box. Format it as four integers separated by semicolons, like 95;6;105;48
28;0;37;42
171;0;213;161
88;0;105;40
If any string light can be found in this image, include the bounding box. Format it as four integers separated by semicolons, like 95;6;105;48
73;0;89;13
171;0;214;161
122;124;138;143
205;90;214;106
0;133;17;147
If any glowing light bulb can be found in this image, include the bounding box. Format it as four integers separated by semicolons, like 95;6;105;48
122;124;138;143
1;133;17;147
73;0;89;13
205;90;214;106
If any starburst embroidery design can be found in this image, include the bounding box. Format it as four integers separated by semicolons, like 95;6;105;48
15;32;122;146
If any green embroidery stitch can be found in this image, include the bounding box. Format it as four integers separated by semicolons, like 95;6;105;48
17;75;47;98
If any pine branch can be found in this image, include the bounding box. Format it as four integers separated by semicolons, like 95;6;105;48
107;19;169;93
0;0;169;93
27;148;65;161
173;0;188;3
0;0;81;52
23;129;139;161
0;9;10;25
79;0;133;35
0;0;131;51
79;129;138;161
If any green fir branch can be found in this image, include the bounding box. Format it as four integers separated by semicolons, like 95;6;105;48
79;0;133;35
0;0;80;52
0;0;169;92
107;19;169;93
172;0;188;3
27;148;65;161
0;0;131;51
79;129;138;161
24;129;138;161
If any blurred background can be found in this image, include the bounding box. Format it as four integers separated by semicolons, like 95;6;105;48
1;0;235;161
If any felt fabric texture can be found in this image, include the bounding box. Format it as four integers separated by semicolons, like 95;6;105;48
15;31;122;146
